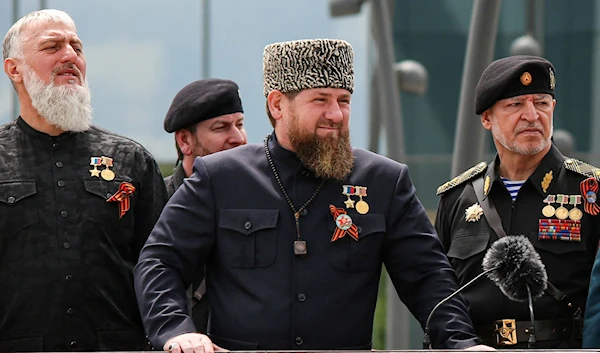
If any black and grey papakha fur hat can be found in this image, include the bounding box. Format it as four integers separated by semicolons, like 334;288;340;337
262;38;354;97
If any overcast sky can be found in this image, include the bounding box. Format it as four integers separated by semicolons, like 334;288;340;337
0;0;370;162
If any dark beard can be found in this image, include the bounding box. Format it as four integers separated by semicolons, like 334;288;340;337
289;124;354;181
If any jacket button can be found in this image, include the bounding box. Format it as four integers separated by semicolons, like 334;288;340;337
55;161;64;168
297;293;306;302
66;307;74;315
65;275;73;281
70;340;77;348
57;180;65;187
52;143;59;149
295;337;303;346
300;208;308;217
7;196;15;204
244;221;252;230
60;210;68;218
63;242;71;249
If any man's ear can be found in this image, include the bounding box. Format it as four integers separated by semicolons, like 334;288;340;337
175;129;193;156
481;110;493;131
4;58;23;84
267;90;284;121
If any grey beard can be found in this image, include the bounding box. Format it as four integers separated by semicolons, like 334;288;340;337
23;64;93;132
491;120;552;156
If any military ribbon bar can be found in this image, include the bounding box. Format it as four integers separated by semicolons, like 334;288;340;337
329;204;359;242
538;219;581;241
107;182;135;218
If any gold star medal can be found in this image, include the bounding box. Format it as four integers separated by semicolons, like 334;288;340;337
555;194;569;220
465;203;483;222
354;186;369;215
100;156;116;181
89;156;102;177
342;185;355;208
541;195;556;218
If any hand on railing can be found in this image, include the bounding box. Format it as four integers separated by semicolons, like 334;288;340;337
164;333;227;353
465;344;496;351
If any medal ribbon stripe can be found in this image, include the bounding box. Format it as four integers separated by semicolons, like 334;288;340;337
107;182;136;218
538;219;581;241
580;177;600;215
329;205;359;242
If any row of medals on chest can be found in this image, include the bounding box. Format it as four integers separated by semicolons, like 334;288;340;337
542;194;582;221
89;156;116;181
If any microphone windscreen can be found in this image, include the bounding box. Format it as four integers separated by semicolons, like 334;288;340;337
482;235;547;302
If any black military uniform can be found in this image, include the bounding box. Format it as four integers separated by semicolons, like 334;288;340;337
436;147;600;348
435;55;600;349
135;133;480;350
0;117;168;352
162;78;244;334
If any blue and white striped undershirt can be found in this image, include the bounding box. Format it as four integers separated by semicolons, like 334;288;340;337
500;177;526;201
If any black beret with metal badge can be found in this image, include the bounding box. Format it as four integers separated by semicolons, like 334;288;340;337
475;55;556;115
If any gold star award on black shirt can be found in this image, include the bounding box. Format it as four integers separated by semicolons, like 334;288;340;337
89;156;102;177
342;185;355;208
101;156;116;181
354;186;369;214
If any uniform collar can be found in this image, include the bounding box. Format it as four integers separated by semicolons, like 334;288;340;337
170;163;186;187
485;144;565;198
266;132;319;178
17;116;77;142
267;132;299;163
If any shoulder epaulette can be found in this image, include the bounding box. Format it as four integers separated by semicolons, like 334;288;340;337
564;158;600;181
436;162;488;195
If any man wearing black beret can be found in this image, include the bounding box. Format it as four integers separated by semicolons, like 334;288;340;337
162;78;247;334
436;55;600;349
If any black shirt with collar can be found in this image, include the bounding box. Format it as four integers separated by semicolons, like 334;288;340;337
0;117;168;352
135;132;480;350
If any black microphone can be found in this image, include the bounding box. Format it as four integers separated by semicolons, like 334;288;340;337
422;235;547;349
422;263;501;349
482;235;548;348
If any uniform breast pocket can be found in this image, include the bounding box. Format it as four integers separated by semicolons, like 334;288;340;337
328;213;386;272
84;179;135;226
0;181;39;235
218;209;279;268
446;232;491;260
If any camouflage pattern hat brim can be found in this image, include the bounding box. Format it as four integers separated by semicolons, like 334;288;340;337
262;38;354;96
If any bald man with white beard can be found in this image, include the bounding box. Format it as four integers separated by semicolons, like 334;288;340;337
1;9;168;352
